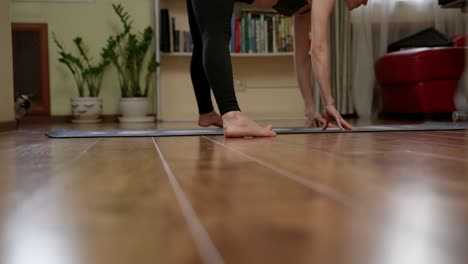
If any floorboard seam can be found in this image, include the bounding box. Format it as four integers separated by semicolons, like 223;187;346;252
202;136;354;208
409;133;468;140
152;138;224;264
276;138;468;163
371;134;468;149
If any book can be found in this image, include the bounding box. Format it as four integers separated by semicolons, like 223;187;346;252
174;29;180;52
231;14;235;52
235;18;241;53
160;9;170;52
187;31;193;52
248;13;253;53
170;16;175;52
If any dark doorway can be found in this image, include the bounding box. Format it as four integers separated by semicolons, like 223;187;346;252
11;23;50;116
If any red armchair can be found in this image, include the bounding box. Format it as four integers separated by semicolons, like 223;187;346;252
375;34;466;114
452;34;466;47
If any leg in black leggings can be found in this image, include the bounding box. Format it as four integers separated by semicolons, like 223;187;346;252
186;0;213;115
186;0;240;116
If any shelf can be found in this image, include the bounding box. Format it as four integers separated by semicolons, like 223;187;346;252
162;52;294;57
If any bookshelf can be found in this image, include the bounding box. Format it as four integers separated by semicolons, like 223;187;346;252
162;52;294;57
154;0;304;122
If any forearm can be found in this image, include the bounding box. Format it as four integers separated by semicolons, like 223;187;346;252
293;13;316;112
310;0;336;107
311;45;334;107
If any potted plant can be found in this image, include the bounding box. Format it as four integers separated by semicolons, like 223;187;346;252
103;3;159;123
53;34;110;123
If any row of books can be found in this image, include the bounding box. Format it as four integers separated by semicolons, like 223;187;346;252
160;9;193;53
230;9;294;53
160;9;294;54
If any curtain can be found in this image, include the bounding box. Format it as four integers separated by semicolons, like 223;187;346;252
350;0;466;119
464;16;468;111
456;18;468;112
329;0;355;115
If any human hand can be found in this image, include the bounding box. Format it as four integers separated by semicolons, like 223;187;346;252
306;111;336;129
322;105;355;131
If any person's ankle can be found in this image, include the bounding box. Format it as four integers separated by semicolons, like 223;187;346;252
222;111;242;120
200;111;215;116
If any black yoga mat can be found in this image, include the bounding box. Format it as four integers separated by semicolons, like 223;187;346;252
46;122;468;138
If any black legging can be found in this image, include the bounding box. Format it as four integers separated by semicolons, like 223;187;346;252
186;0;240;115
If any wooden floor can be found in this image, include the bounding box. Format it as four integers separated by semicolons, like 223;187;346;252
1;121;467;264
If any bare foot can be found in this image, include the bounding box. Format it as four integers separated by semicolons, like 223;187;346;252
198;111;223;128
222;111;276;138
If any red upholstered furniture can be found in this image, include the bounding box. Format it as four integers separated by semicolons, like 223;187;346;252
452;34;466;47
375;35;466;114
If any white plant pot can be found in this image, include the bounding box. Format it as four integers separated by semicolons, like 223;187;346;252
70;97;102;124
119;97;155;123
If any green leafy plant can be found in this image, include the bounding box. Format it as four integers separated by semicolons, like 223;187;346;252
103;3;159;97
53;33;110;97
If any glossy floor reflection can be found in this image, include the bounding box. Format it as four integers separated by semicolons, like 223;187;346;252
0;123;467;264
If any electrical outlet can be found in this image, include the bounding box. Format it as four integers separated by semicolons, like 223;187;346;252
234;79;247;92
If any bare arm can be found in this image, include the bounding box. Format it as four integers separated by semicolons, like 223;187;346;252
294;12;332;128
293;13;315;114
310;0;354;130
310;0;335;107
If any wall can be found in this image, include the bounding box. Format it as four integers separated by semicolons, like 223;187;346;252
11;0;155;116
159;56;303;121
0;0;15;122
